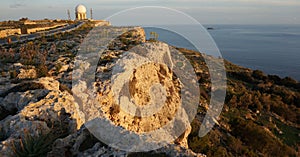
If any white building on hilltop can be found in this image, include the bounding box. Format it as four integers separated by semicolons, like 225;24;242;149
75;4;87;20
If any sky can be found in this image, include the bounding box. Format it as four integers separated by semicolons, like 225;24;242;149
1;0;300;25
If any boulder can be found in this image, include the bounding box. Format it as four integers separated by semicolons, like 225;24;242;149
75;42;193;150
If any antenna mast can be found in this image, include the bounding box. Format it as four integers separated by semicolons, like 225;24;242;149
90;8;93;20
67;9;71;20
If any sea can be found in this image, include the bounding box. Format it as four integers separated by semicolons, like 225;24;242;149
143;25;300;81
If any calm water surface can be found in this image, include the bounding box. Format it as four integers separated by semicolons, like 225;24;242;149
144;25;300;81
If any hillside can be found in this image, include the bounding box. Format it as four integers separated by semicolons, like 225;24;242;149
0;22;299;157
182;47;300;156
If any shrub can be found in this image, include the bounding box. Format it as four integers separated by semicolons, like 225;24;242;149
282;77;298;88
37;64;49;78
55;63;62;74
252;70;266;80
11;130;58;157
229;118;296;156
10;108;73;157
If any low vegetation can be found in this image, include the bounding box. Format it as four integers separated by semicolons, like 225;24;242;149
184;49;300;156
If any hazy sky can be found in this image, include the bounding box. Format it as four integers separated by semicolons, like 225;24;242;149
1;0;299;24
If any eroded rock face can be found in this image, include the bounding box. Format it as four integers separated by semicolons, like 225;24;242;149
102;62;181;133
87;42;194;149
129;63;176;106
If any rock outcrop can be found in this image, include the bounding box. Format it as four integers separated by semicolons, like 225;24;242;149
0;77;83;157
92;42;194;149
9;63;37;80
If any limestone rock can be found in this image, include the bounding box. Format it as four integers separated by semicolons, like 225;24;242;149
0;77;84;156
90;42;193;149
34;77;60;91
0;89;49;114
0;116;50;157
17;68;37;79
9;63;37;80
